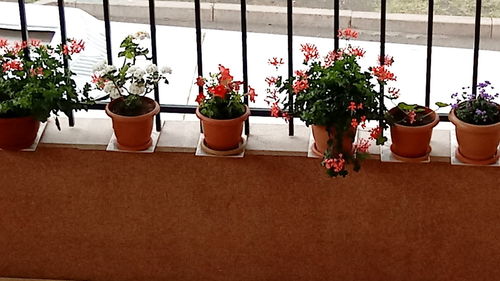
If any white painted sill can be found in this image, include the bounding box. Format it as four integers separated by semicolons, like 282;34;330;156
37;116;455;163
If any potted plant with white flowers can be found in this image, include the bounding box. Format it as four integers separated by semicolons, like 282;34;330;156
92;32;171;151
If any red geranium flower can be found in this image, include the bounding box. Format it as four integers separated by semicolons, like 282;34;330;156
268;57;284;67
248;86;257;103
195;76;205;87
0;39;8;48
371;66;396;82
338;28;359;40
300;43;319;63
195;92;206;104
213;84;227;98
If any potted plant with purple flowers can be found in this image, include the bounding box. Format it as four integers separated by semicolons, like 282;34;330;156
448;81;499;165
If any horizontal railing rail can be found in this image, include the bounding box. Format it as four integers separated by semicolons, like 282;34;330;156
14;0;485;136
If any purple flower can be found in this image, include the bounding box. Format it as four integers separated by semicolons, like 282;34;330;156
451;103;458;109
451;92;458;98
475;109;486;116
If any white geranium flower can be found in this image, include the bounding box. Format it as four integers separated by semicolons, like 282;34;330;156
104;65;117;74
129;82;145;95
146;64;158;74
133;68;146;79
103;81;120;99
133;31;150;40
126;66;139;75
92;61;107;73
161;65;172;74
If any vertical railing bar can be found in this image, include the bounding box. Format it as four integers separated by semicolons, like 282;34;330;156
334;0;339;50
287;0;294;136
57;0;75;127
194;0;204;133
425;0;434;108
241;0;250;135
472;0;482;96
103;0;113;65
149;0;162;132
379;0;386;132
17;0;30;59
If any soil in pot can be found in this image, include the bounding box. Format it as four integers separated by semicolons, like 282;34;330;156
196;106;250;151
449;109;500;165
388;106;439;160
0;116;40;150
105;96;160;151
311;125;356;157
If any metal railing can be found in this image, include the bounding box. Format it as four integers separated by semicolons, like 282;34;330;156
15;0;486;135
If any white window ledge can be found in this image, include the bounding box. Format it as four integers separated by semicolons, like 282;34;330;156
36;117;456;163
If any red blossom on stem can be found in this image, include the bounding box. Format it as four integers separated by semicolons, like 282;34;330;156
218;64;233;86
351;118;359;128
63;39;85;55
360;116;367;129
195;92;206;104
195;76;205;87
265;76;278;86
2;60;23;72
325;50;343;66
300;43;319;63
354;139;371;154
369;126;382;140
271;102;281;117
268;57;284;67
213;84;227;98
338;28;359;40
293;79;309;94
248;86;257;103
0;38;7;48
30;39;41;47
371;65;396;82
324;154;346;172
349;47;366;57
29;66;44;77
378;55;394;66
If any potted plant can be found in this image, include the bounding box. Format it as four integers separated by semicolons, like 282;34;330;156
195;64;256;152
265;28;390;177
0;38;93;150
384;80;447;160
448;81;499;165
92;32;171;151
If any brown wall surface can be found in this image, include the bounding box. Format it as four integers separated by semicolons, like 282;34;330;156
1;147;499;281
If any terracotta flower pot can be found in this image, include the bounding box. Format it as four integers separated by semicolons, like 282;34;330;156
449;108;500;165
105;96;160;151
311;125;356;157
0;116;40;150
196;106;250;151
389;106;439;159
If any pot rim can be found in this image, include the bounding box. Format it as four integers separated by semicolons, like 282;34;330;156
105;96;160;121
449;108;500;130
196;105;250;124
389;106;440;130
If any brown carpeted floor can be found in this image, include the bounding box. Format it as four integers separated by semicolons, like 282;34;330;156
0;147;499;281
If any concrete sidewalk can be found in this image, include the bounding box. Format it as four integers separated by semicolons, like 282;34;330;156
40;0;500;51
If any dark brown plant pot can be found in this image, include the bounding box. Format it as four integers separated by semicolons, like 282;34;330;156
196;106;250;151
0;116;40;151
311;125;355;157
105;96;160;151
389;106;439;159
449;108;499;165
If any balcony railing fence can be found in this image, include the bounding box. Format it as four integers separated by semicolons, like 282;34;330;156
15;0;485;136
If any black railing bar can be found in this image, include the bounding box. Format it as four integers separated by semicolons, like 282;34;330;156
57;0;75;127
241;0;250;135
17;0;29;58
194;0;204;133
379;0;386;132
438;113;449;122
471;0;482;97
103;0;113;65
287;0;294;136
333;0;339;50
424;0;434;108
148;0;162;132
